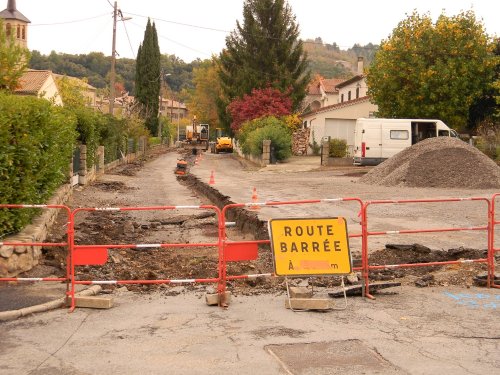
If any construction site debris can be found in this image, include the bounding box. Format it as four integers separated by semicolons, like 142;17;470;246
359;137;500;189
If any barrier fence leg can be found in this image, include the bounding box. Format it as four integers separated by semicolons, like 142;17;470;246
218;213;228;307
68;213;76;312
488;202;497;288
362;204;374;299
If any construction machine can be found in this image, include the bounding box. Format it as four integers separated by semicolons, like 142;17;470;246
214;128;233;154
184;116;209;151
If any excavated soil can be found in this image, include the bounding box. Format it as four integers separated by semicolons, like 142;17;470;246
359;137;500;189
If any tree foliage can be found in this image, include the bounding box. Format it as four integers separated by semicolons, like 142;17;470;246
0;19;30;91
239;116;292;161
218;0;310;127
367;11;495;131
135;19;161;135
187;58;222;130
227;87;292;133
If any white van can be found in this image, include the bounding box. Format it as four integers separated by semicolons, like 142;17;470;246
353;118;458;166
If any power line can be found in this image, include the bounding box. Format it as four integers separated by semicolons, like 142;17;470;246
30;13;111;27
123;11;229;33
128;21;211;59
121;19;136;59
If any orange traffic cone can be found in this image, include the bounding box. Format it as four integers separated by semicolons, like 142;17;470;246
209;170;215;185
250;187;260;210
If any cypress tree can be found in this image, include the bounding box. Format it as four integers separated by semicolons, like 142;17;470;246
218;0;310;127
135;19;161;135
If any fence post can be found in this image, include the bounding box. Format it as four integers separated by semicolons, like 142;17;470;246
79;144;87;185
262;140;271;166
321;140;329;166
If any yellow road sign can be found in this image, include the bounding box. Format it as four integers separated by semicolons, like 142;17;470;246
268;217;352;276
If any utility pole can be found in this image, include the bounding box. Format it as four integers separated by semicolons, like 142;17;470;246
109;1;118;115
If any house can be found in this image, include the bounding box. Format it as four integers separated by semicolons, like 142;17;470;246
159;97;188;121
54;74;97;108
301;57;378;155
14;69;63;106
303;76;345;112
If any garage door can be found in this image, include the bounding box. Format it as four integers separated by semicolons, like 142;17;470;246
324;119;356;154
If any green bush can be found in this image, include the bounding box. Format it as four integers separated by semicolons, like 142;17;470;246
98;115;127;163
241;119;292;161
329;138;348;158
0;93;77;237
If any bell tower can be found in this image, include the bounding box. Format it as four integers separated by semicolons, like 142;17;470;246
0;0;30;48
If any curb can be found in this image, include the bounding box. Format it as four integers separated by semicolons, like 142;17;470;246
0;285;102;322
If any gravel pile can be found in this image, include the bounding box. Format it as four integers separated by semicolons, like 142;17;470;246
359;137;500;189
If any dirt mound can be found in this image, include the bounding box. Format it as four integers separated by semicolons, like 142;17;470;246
359;137;500;188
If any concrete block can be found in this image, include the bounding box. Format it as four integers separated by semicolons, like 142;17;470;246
285;298;334;310
288;286;313;299
205;291;232;306
66;296;114;309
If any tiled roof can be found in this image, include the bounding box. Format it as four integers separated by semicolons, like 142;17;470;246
302;96;371;117
14;70;52;94
53;74;96;90
307;78;345;95
336;74;364;89
0;0;30;23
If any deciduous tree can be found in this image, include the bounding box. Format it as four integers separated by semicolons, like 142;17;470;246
187;58;222;130
227;86;292;132
366;11;495;131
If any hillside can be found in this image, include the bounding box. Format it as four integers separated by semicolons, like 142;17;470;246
303;39;379;79
28;41;379;94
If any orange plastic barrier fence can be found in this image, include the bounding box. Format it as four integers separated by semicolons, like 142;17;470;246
220;198;364;290
361;197;492;298
2;194;499;312
67;204;223;311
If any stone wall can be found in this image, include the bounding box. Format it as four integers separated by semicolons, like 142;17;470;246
233;139;271;167
0;184;72;277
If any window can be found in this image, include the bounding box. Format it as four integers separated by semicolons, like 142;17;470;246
6;23;11;37
17;25;20;38
356;87;360;99
438;130;449;137
390;130;409;140
348;91;351;101
22;26;25;39
340;94;344;103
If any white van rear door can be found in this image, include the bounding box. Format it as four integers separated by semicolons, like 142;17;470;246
363;122;382;159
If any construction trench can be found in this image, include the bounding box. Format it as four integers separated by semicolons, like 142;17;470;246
6;146;492;304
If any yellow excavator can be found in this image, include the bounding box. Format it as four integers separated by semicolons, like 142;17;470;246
214;128;233;154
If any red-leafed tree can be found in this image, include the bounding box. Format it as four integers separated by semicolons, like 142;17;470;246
227;87;292;132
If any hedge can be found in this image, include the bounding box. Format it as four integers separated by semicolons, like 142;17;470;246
0;93;77;237
241;117;292;161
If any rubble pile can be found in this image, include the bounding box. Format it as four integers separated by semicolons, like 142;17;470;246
359;137;500;189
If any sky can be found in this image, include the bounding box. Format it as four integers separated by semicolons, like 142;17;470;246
11;0;500;63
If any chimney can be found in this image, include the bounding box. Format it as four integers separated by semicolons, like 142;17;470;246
357;57;364;75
